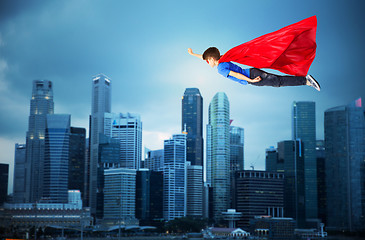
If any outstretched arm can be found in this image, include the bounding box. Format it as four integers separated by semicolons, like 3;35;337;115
229;71;262;83
188;48;203;60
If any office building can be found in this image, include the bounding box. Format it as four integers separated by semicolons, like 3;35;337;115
163;134;187;221
43;114;70;203
144;149;164;172
292;101;317;220
186;163;203;217
267;140;306;228
104;112;142;170
316;140;326;225
182;88;204;166
103;168;137;225
25;80;54;203
13;143;26;203
136;169;163;224
206;92;230;220
235;170;284;229
230;126;244;208
68;127;86;199
0;163;9;205
324;98;365;232
96;134;120;219
89;74;112;215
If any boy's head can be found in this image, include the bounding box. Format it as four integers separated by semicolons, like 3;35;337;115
202;47;221;61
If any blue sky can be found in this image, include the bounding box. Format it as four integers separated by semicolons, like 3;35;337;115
1;0;364;193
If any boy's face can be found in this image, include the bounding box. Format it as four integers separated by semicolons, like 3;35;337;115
207;58;218;68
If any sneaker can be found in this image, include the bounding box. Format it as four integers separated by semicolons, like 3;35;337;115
306;75;320;91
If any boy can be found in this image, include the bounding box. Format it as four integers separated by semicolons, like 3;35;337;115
188;16;320;91
188;47;320;91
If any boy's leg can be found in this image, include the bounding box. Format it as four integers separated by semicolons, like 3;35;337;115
249;68;306;87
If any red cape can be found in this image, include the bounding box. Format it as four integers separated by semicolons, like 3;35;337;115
219;16;317;76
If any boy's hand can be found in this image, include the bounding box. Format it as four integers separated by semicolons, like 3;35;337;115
251;76;262;82
188;48;193;55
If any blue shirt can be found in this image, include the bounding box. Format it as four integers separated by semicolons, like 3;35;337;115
217;62;250;85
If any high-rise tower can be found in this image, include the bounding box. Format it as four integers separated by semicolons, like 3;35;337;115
207;92;230;220
182;88;203;166
324;98;365;232
89;74;111;215
292;101;317;220
25;80;54;202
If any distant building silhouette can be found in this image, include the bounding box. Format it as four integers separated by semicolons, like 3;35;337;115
292;101;318;220
0;163;9;205
13;143;26;203
89;74;111;216
25;80;54;203
207;92;230;221
325;98;365;232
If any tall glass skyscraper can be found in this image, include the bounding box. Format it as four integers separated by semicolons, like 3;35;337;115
163;134;187;221
207;92;230;220
89;74;111;215
13;143;26;203
186;163;203;217
229;126;244;208
25;80;54;203
182;88;203;166
144;149;164;172
43;114;71;203
324;98;365;232
292;101;317;220
104;112;142;169
68;127;86;204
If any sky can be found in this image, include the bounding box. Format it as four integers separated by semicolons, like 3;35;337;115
1;0;365;194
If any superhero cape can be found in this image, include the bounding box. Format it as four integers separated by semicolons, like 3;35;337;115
219;16;317;76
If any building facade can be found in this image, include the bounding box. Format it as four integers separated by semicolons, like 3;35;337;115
324;98;365;232
267;140;306;228
0;164;9;205
135;169;163;224
181;88;204;166
43;114;71;203
89;74;112;215
235;170;284;230
144;149;164;172
292;101;318;220
186;163;203;217
103;168;137;225
25;80;54;203
13;143;26;203
207;92;230;220
163;134;187;221
104;112;142;170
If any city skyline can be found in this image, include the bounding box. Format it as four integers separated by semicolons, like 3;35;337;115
1;0;365;194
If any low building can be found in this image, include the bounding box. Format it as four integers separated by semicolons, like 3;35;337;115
250;216;296;240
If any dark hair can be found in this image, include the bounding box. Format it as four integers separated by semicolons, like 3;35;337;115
202;47;221;61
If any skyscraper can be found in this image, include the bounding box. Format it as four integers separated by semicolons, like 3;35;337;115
25;80;54;203
292;101;317;220
13;143;26;203
43;114;70;203
266;140;306;228
68;127;86;202
163;134;187;221
324;98;365;232
0;163;9;205
136;169;163;224
230;126;244;208
186;163;203;217
207;92;230;220
89;74;111;215
144;149;164;172
104;112;142;169
182;88;203;166
235;170;284;229
316;140;326;225
103;168;137;225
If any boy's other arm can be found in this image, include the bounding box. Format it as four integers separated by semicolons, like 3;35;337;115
229;71;262;83
188;48;203;60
